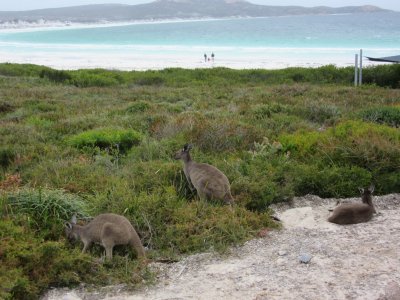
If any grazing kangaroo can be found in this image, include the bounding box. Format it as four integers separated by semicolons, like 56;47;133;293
328;185;376;225
174;144;234;205
65;213;146;260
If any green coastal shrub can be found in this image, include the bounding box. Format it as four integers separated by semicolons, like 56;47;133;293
6;188;89;237
296;102;341;124
0;219;115;300
135;76;164;86
292;164;372;198
359;106;400;127
126;101;152;113
279;130;322;158
232;149;295;211
251;103;286;119
327;120;400;171
39;69;72;84
0;63;48;77
0;102;15;113
69;70;122;87
68;128;142;152
280;120;400;169
363;64;400;88
279;120;400;195
0;148;15;169
122;187;277;255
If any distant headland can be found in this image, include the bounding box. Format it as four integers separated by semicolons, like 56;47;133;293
0;0;391;28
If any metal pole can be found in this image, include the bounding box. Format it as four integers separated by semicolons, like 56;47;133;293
359;49;363;86
354;54;358;86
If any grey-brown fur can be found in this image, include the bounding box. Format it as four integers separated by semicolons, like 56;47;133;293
174;144;234;205
328;186;376;225
65;213;146;260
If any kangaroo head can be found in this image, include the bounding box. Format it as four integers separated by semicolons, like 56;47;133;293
65;214;79;242
359;185;375;205
174;143;193;160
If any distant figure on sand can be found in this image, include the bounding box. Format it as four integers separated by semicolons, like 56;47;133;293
211;52;215;62
204;53;207;62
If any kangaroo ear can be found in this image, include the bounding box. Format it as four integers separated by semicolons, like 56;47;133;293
65;222;73;229
369;185;375;193
183;143;193;151
71;214;77;225
358;187;364;194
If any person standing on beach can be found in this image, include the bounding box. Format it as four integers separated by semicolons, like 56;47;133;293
204;53;207;62
211;52;215;62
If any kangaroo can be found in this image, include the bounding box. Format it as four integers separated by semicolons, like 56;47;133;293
174;144;234;205
328;185;376;225
65;213;146;260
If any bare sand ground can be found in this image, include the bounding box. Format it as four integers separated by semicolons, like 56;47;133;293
43;193;400;300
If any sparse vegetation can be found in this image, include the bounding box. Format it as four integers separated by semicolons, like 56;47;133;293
1;63;399;299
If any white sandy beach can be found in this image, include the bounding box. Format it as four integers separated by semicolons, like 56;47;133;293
0;47;391;71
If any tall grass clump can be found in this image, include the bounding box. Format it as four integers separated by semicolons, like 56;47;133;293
68;128;142;153
359;106;400;127
6;188;90;236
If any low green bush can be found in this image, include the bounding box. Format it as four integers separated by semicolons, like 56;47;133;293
135;76;164;86
0;102;15;113
363;64;400;88
69;69;123;87
126;101;152;113
359;106;400;127
68;128;142;152
0;147;15;169
0;63;48;77
39;69;72;84
292;164;372;198
121;187;277;255
280;120;400;169
296;102;341;124
2;62;400;88
0;218;142;300
6;188;89;238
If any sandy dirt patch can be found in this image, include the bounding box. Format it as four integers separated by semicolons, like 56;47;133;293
43;193;400;300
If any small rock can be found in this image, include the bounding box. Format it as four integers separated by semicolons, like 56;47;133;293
278;250;288;256
299;253;312;264
276;258;286;266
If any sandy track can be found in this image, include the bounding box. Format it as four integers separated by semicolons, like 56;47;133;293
43;194;400;300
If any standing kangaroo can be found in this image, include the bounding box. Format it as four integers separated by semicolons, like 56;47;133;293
65;213;146;260
174;144;234;205
328;185;376;225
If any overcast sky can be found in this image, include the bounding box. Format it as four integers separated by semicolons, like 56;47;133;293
1;0;399;11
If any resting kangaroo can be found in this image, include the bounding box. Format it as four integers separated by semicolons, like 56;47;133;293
328;185;376;225
174;144;234;205
65;213;146;260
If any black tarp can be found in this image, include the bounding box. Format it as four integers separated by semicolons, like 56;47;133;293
366;55;400;63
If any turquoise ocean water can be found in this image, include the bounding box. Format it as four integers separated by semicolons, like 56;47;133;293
0;12;399;69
